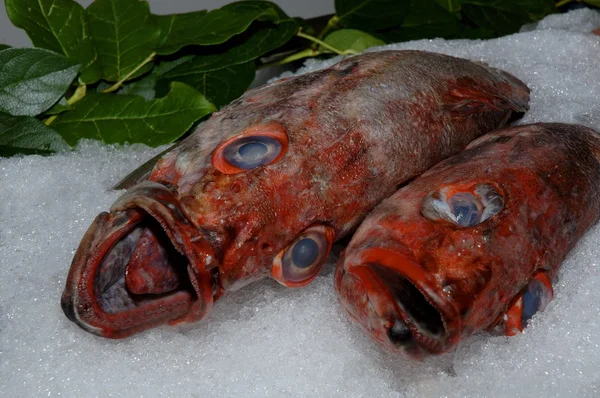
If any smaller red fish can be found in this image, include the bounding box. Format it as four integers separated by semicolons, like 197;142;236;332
334;123;600;358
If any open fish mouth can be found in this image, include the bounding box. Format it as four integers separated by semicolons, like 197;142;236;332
61;182;215;338
335;247;461;357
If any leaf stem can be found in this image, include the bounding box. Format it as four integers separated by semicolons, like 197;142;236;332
259;48;322;69
297;31;356;56
44;85;87;126
555;0;573;7
316;15;340;40
102;52;156;94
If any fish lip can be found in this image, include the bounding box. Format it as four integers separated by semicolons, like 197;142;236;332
61;182;215;338
339;247;461;356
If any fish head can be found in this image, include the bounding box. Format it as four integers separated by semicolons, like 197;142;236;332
334;180;511;357
333;126;570;357
61;73;347;338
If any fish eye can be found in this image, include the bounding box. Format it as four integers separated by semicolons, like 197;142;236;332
503;271;553;335
521;274;553;325
212;122;288;174
223;136;281;170
271;225;335;287
421;183;504;227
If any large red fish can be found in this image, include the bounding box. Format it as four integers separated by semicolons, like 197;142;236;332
335;123;600;358
61;50;530;338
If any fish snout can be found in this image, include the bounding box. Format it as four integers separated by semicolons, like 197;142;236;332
61;182;217;338
335;245;461;357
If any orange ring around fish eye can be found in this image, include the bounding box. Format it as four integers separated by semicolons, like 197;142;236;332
270;224;336;288
212;122;289;174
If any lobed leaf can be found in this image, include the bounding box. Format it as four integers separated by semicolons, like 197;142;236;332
157;61;256;108
0;48;80;116
322;29;385;52
0;111;70;156
155;1;289;55
86;0;160;82
335;0;410;30
5;0;101;84
52;82;216;147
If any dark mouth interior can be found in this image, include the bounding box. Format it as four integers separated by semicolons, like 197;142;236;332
94;216;195;314
371;264;445;338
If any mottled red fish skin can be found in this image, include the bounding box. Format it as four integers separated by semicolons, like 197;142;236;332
151;51;529;290
62;50;530;338
335;123;600;356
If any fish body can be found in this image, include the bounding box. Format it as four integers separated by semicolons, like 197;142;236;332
334;123;600;357
61;50;530;338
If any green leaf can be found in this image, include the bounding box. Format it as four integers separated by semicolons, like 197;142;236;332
52;82;216;147
382;0;460;42
165;19;298;72
155;1;289;55
322;29;385;52
0;48;80;116
0;112;70;156
5;0;101;84
86;0;160;82
461;0;556;35
155;10;208;55
434;0;461;12
0;44;11;51
335;0;410;30
217;20;299;65
157;61;256;108
461;4;523;34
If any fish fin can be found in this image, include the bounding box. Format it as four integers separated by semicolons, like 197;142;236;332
444;73;530;116
112;144;178;190
497;271;553;336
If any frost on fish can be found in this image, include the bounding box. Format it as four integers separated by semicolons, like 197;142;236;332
335;123;600;358
61;50;530;338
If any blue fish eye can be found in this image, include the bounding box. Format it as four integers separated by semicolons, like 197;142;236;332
238;141;268;161
449;193;482;227
222;136;282;170
291;238;319;268
421;184;503;227
521;280;544;325
281;228;332;283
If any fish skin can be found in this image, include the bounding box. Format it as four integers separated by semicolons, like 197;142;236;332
334;123;600;358
61;50;530;338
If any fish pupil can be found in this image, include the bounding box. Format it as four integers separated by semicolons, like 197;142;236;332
291;238;319;268
522;280;543;324
238;141;268;162
451;196;481;227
